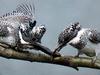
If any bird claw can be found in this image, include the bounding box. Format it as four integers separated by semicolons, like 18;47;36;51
52;51;61;58
51;51;61;62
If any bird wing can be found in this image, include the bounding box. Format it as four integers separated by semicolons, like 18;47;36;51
0;3;35;23
58;28;78;45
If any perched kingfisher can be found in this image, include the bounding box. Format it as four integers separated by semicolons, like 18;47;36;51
69;28;96;57
19;24;46;44
53;22;81;55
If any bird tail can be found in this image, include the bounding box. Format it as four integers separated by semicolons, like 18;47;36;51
81;47;96;57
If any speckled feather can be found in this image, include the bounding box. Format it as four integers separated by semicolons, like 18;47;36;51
0;3;35;23
53;22;81;53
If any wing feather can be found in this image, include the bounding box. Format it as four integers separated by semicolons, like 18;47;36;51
0;3;35;23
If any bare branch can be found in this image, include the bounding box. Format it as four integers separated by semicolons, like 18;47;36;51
0;45;100;71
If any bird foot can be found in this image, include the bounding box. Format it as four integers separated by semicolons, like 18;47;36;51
52;51;61;58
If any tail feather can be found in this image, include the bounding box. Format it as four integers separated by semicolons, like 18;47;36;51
0;3;35;22
16;3;35;17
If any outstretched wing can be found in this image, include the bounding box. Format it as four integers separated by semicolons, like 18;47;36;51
16;3;35;17
0;3;35;23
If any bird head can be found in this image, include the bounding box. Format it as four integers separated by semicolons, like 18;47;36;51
70;22;81;31
32;25;46;34
30;25;46;43
38;25;46;33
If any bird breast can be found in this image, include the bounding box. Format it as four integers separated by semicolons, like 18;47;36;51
69;36;80;44
77;28;88;37
69;28;89;49
69;29;88;44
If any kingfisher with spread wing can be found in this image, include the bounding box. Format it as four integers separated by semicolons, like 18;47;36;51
16;3;58;56
0;3;59;56
0;3;36;48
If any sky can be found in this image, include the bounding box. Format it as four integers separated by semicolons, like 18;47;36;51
0;0;100;75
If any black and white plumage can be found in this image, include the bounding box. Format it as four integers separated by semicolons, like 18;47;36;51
88;30;100;44
19;24;46;44
88;29;100;59
0;3;37;50
0;3;35;24
53;22;81;54
19;22;60;56
0;3;60;56
68;27;100;58
0;20;20;48
69;28;96;57
0;3;36;48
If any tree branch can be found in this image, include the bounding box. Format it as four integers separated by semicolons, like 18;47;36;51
0;45;100;71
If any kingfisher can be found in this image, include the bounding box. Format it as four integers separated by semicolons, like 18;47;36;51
88;30;100;44
0;3;60;56
0;3;36;49
68;27;100;64
69;28;96;57
53;22;81;55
